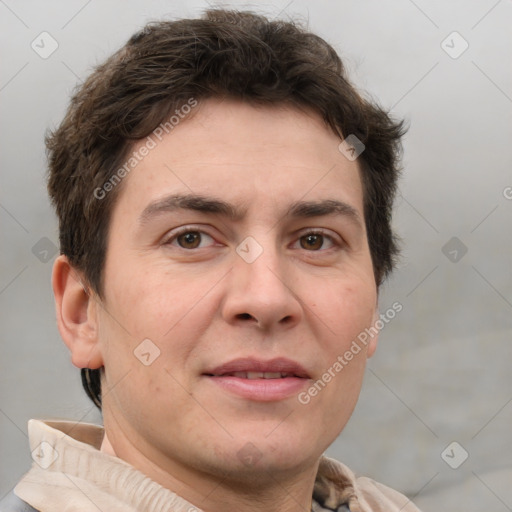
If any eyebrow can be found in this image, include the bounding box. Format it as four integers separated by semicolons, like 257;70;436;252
138;194;361;227
286;199;361;226
138;194;245;225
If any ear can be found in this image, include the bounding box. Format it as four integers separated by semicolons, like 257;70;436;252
366;308;379;358
52;255;103;369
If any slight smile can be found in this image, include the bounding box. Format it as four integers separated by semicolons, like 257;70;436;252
203;357;311;402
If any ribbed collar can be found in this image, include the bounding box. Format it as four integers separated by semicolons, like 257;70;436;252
16;419;360;512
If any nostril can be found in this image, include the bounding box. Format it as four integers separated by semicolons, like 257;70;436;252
237;313;253;321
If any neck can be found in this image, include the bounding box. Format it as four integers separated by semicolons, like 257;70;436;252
101;427;318;512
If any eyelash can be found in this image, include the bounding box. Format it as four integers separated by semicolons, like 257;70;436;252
163;226;216;249
163;226;342;251
292;229;339;251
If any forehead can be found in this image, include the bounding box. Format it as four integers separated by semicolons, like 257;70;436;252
111;99;364;222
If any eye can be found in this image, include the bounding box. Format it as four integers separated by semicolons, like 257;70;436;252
166;230;216;249
296;231;337;251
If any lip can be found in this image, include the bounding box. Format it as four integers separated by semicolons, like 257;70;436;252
203;357;311;402
205;357;310;378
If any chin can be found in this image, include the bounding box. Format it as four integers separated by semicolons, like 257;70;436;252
207;426;322;477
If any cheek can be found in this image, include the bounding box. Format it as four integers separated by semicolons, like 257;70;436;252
312;279;377;348
299;283;375;447
99;265;218;387
103;264;196;338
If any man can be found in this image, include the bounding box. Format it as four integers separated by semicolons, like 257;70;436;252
3;8;420;512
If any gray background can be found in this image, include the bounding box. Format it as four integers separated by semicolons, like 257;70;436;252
1;0;511;510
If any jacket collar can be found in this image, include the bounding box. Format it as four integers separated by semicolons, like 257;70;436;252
19;419;362;512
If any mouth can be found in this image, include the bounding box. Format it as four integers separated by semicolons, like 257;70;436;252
211;371;300;379
203;357;310;401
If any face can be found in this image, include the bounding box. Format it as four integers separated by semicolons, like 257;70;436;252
95;99;378;484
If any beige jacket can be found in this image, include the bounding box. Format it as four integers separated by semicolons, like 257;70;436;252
14;420;421;512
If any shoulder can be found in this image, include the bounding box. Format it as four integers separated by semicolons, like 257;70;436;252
354;476;421;512
0;490;39;512
315;456;421;512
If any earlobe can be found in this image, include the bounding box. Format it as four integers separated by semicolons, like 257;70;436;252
367;308;379;358
52;255;103;370
367;333;378;358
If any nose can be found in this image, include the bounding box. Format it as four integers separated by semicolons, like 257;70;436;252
221;241;303;331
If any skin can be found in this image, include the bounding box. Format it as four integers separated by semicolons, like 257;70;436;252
53;98;379;512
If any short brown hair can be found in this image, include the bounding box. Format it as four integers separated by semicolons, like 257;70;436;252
47;9;405;410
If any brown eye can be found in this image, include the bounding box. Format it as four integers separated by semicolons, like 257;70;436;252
300;234;324;250
177;231;202;249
